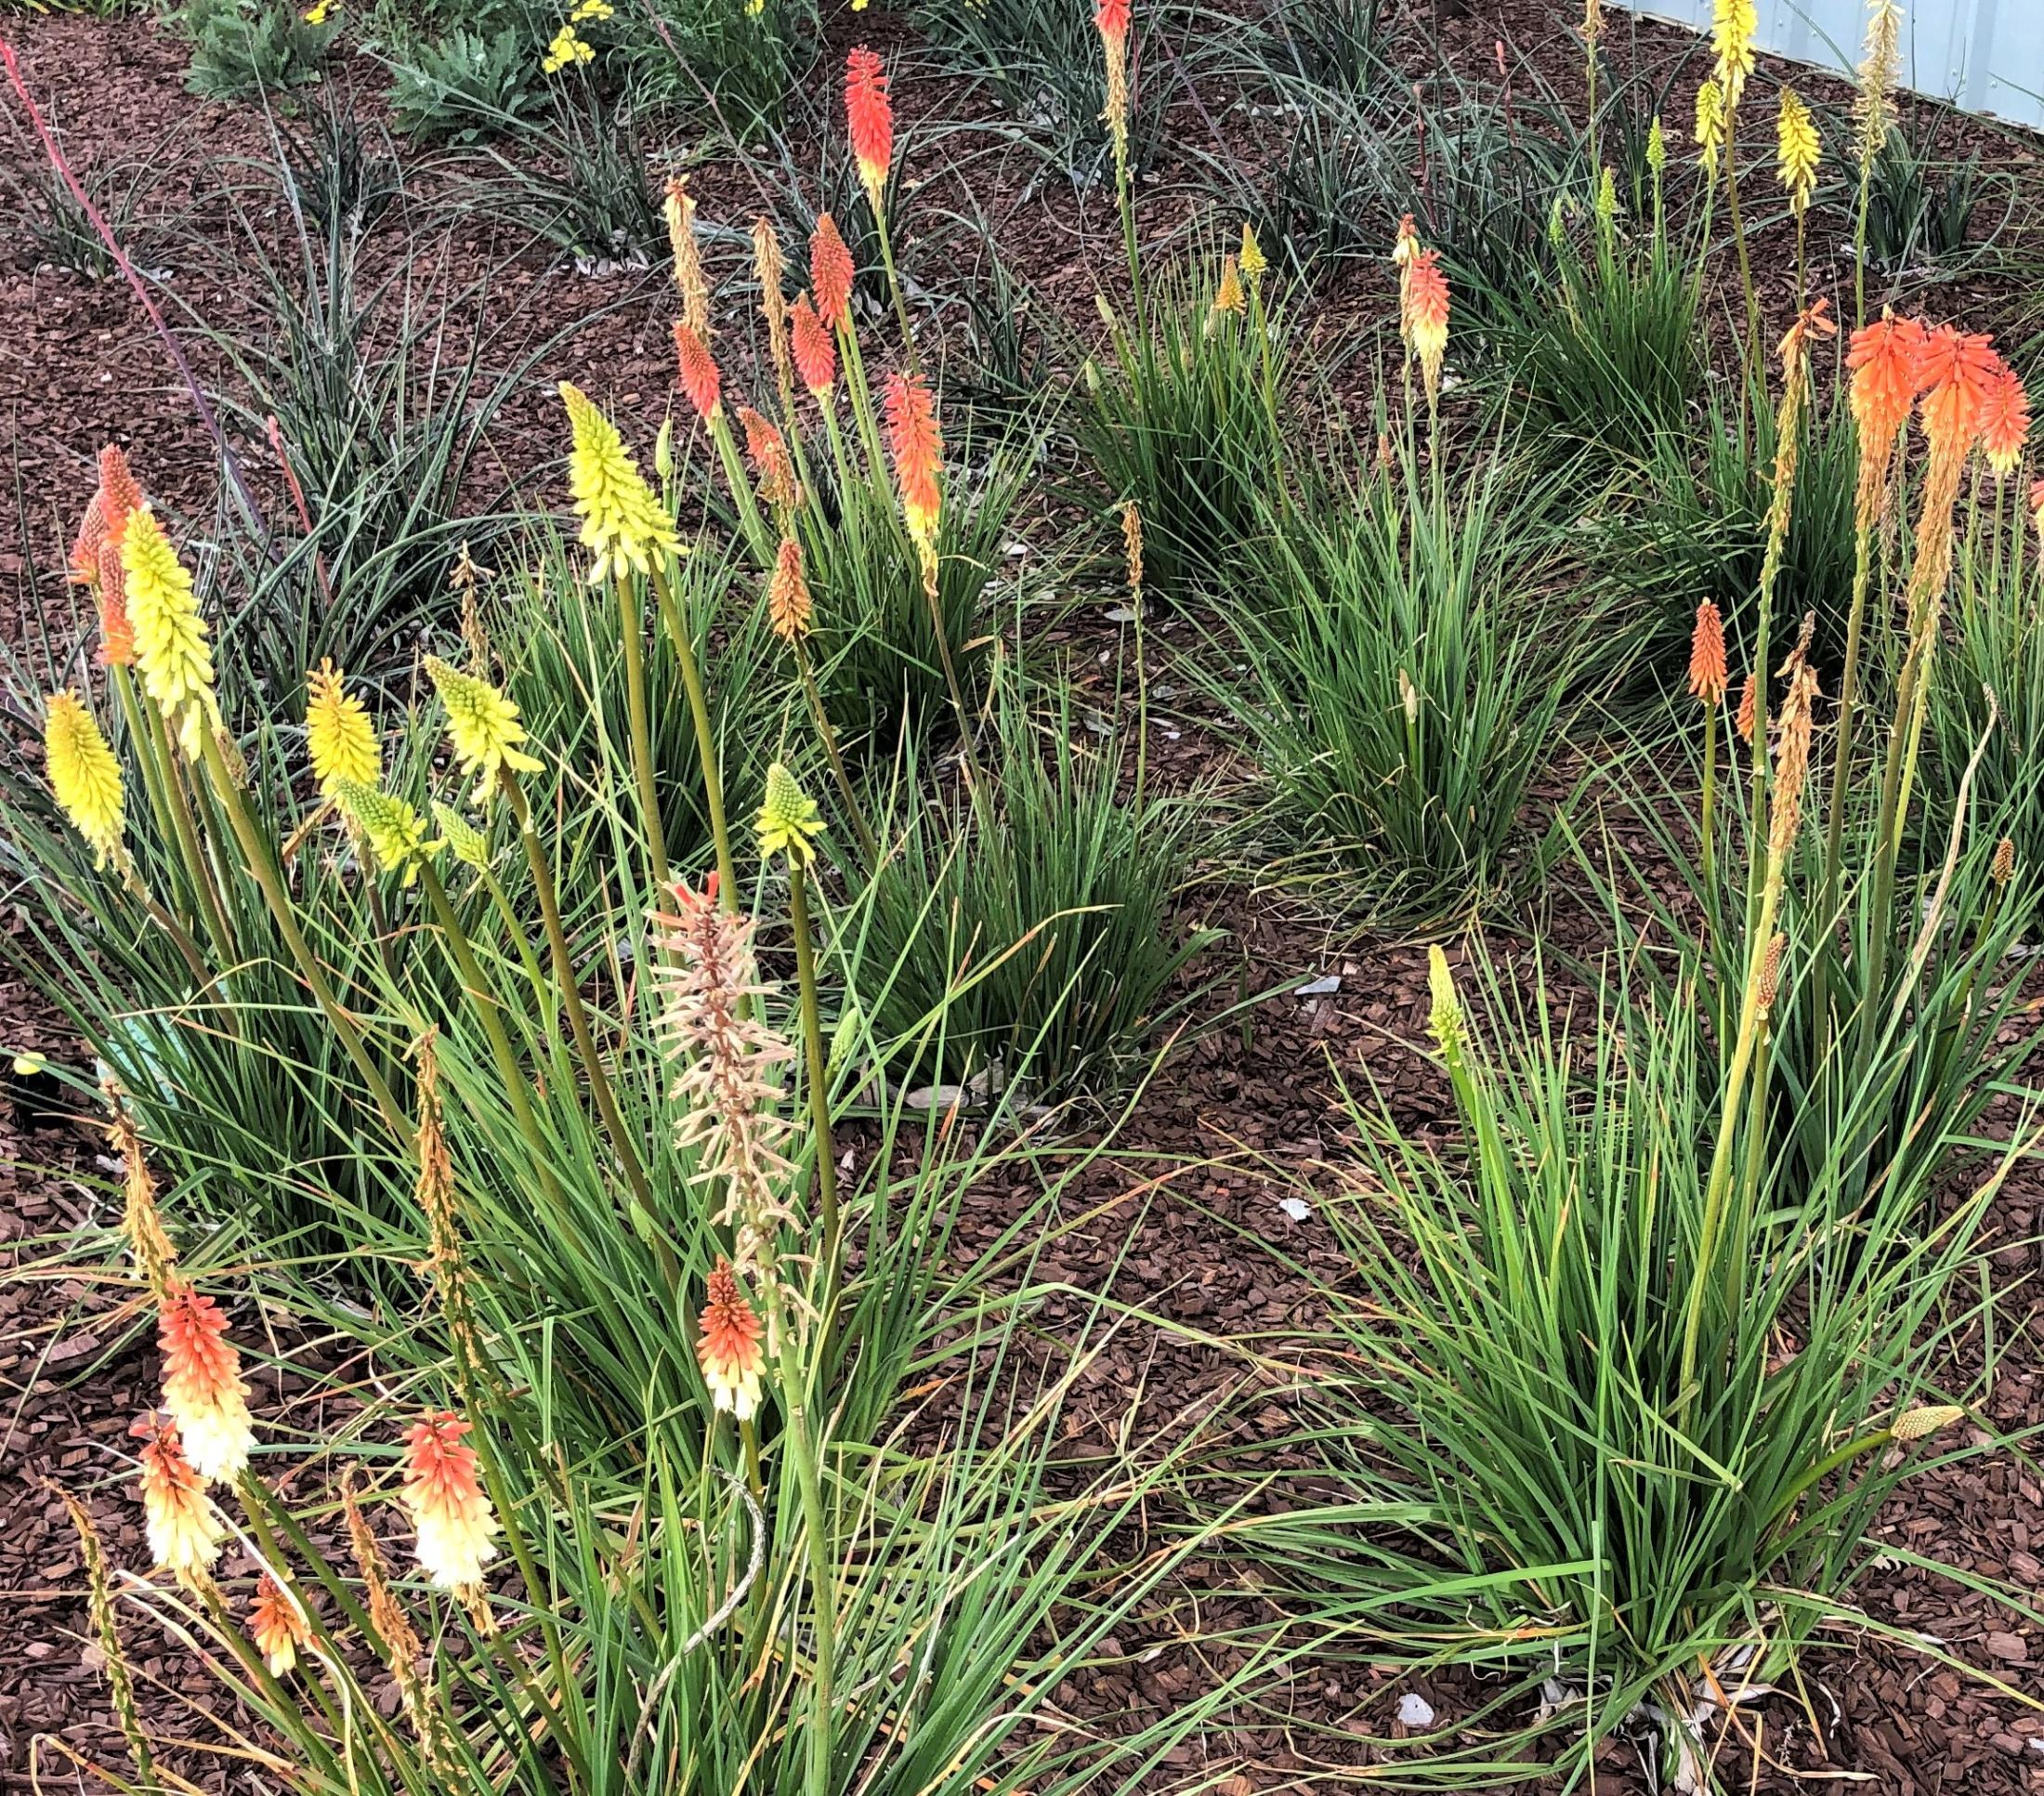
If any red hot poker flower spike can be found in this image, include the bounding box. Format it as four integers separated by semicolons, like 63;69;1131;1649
845;47;894;203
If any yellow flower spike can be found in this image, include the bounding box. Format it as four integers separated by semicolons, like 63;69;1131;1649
305;660;380;797
1426;945;1463;1064
1595;164;1619;227
45;688;126;871
1711;0;1757;111
558;382;682;587
1776;88;1820;215
334;780;440;885
424;656;543;803
1694;77;1724;174
1238;222;1267;282
1647;114;1666;177
756;762;824;865
121;507;218;758
433;801;492;871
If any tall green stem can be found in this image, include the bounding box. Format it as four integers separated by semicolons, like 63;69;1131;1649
1723;116;1763;379
616;571;670;895
501;770;655;1213
415;859;562;1213
649;557;739;912
195;731;407;1137
788;863;843;1343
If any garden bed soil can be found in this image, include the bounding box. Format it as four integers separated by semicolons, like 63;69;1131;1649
6;2;2044;1789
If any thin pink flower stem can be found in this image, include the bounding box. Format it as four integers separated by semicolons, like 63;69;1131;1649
1;38;268;541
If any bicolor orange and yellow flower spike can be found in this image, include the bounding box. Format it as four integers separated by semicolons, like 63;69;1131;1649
133;1413;223;1591
845;47;893;212
698;1259;766;1420
158;1279;255;1482
400;1410;500;1593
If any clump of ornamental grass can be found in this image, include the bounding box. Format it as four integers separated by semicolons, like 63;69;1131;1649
1493;132;1703;460
1191;238;1582;923
1587;303;2037;1254
840;646;1217;1094
1610;367;1862;686
1074;237;1290;606
1222;946;2003;1786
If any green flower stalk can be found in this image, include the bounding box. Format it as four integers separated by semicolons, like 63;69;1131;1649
560;382;684;891
424;657;655;1216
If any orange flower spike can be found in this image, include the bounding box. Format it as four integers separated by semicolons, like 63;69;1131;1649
1688;600;1728;707
249;1574;310;1677
133;1413;223;1591
738;406;798;508
1914;324;2003;471
768;536;813;642
70;446;145;589
791;293;835;400
1845;312;1930;449
811;215;856;332
96;540;137;668
1735;673;1758;743
884;370;943;549
1095;0;1132;164
1979;361;2030;478
1405;247;1450;405
69;491;108;588
2030;477;2044;541
845;47;894;211
673;321;724;424
698;1259;766;1420
158;1279;255;1482
400;1411;500;1593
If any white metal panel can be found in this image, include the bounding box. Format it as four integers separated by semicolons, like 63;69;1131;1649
1618;0;2044;131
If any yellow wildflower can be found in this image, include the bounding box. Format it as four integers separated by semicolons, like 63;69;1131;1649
1212;255;1245;319
44;688;125;870
305;660;380;796
1647;114;1666;176
302;0;334;21
425;657;543;802
334;780;439;885
542;23;593;71
1776;88;1820;214
121;507;217;758
1854;0;1902;173
558;382;682;586
756;762;824;865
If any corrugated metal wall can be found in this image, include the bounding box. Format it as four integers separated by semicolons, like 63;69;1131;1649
1621;1;2044;131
